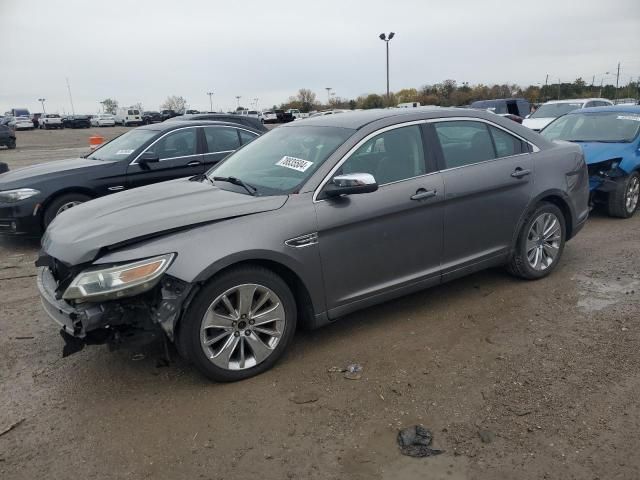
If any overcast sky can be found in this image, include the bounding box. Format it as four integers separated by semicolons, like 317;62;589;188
1;0;639;114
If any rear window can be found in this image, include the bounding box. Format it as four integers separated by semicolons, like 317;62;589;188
531;103;584;119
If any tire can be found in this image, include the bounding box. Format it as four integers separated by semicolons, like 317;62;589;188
42;193;91;229
7;138;16;149
507;202;566;280
607;172;639;219
177;265;297;382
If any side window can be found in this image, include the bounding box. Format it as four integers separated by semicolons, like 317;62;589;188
238;129;258;145
488;125;526;157
434;121;496;169
151;128;197;160
339;125;425;185
204;127;240;152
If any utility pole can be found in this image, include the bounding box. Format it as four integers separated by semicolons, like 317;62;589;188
557;78;561;100
207;91;214;112
38;98;46;114
235;96;241;110
66;77;75;115
591;75;595;95
544;74;549;101
615;61;621;101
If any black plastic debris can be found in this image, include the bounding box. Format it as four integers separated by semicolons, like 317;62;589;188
397;425;444;457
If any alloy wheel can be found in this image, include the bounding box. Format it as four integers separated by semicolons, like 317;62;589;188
625;175;639;214
526;212;561;271
56;201;83;216
200;284;286;371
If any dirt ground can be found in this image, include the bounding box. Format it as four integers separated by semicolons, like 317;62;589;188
1;129;639;480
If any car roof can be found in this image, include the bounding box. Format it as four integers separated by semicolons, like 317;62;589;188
542;98;611;105
567;105;640;114
280;106;453;129
137;120;261;132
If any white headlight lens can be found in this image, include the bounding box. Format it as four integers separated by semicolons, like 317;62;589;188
63;254;175;301
0;188;41;202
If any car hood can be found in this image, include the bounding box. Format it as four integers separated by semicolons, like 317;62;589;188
42;177;288;265
522;117;554;131
0;157;108;188
573;141;633;166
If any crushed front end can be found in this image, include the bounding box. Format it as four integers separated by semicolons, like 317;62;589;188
36;253;194;357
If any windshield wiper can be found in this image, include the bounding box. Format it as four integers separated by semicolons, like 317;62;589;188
213;176;257;196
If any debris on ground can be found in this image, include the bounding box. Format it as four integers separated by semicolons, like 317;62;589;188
0;418;25;438
397;425;444;457
289;391;319;404
327;363;364;380
131;353;145;361
478;429;495;443
343;363;363;380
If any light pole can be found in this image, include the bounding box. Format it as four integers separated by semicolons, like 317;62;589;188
254;97;259;110
235;96;241;110
207;91;214;112
379;32;395;102
38;98;46;114
325;87;332;106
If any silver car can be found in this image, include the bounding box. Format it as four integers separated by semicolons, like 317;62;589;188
37;108;589;381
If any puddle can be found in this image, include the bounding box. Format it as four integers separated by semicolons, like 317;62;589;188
573;274;640;312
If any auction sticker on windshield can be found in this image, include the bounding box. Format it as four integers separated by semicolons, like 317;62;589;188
116;149;135;155
617;115;640;121
276;156;313;172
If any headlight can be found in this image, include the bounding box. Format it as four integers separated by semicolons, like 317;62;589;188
62;254;175;301
0;188;40;203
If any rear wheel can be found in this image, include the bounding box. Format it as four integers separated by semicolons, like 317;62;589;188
507;202;566;280
607;172;639;218
177;266;297;382
43;193;91;229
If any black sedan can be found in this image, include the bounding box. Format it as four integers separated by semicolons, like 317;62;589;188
173;113;268;132
0;120;261;236
62;115;91;128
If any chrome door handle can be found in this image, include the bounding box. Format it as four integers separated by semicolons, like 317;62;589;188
411;189;437;201
187;161;202;167
511;168;531;178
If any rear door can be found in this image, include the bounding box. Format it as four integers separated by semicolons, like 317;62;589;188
126;126;203;188
430;119;533;279
201;126;243;170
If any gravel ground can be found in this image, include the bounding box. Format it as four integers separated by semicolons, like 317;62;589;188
0;129;639;480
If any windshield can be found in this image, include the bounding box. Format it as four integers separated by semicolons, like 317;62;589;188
86;129;158;161
207;126;354;195
531;103;584;119
542;112;640;143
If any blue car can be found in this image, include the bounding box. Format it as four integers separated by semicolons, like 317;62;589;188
541;105;640;218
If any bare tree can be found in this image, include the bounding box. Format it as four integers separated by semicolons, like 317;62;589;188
101;98;118;114
160;95;187;113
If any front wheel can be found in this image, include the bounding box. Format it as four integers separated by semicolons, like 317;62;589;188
177;266;297;382
43;193;91;229
507;202;566;280
607;172;639;218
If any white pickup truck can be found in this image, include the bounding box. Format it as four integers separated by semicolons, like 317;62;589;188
38;114;63;129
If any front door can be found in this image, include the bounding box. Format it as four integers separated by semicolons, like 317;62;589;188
314;124;444;315
126;126;203;188
431;119;533;275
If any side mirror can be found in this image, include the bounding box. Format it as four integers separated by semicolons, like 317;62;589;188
324;173;378;197
138;151;159;166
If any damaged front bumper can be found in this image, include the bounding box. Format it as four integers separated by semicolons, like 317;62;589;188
37;266;196;355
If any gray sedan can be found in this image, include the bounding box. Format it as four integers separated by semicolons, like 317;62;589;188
37;108;589;381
